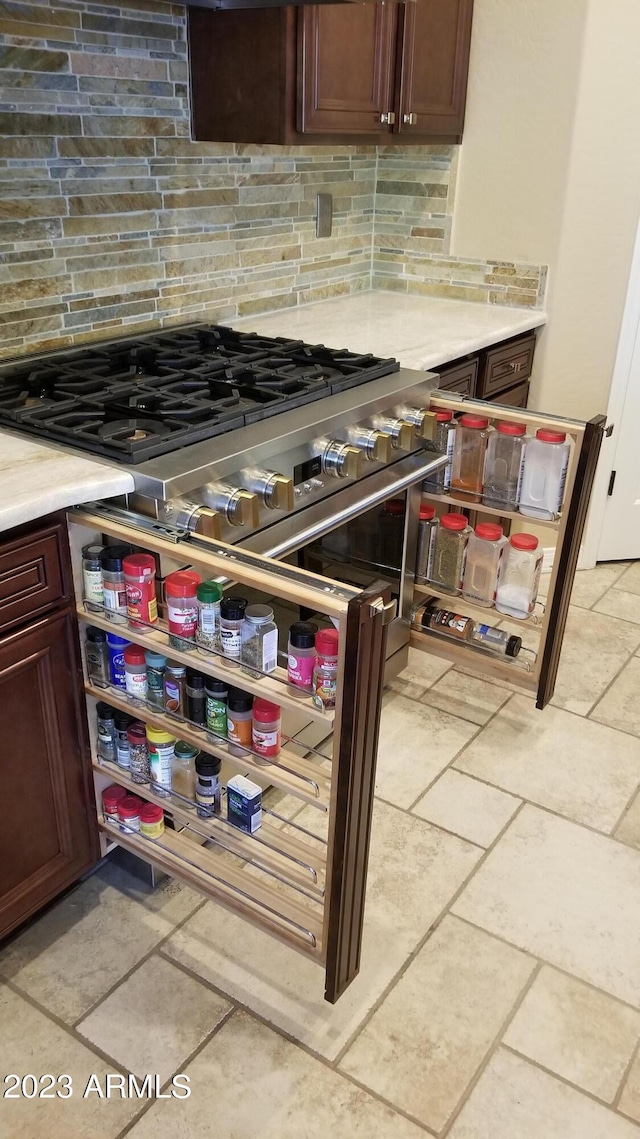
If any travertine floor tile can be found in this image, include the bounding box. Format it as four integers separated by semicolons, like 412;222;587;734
420;669;511;726
0;985;141;1139
594;588;640;626
0;861;201;1023
615;792;640;851
387;645;452;701
412;769;521;847
549;606;640;715
339;915;534;1130
448;1048;640;1139
504;965;640;1101
127;1010;427;1139
453;695;640;831
616;562;640;598
570;562;630;609
453;806;640;1007
591;656;640;737
77;955;231;1085
619;1047;640;1122
163;799;480;1060
376;691;477;808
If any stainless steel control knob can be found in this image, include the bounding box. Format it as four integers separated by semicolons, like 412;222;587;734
201;485;259;528
322;441;363;479
348;427;392;463
375;417;415;451
162;499;222;540
402;407;438;442
246;470;294;511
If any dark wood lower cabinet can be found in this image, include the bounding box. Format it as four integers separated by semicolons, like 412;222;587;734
0;608;98;940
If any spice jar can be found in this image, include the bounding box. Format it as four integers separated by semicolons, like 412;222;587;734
85;626;110;688
241;604;278;678
127;720;150;784
123;552;158;629
519;429;571;520
195;752;222;818
124;643;148;705
114;709;133;770
313;627;339;710
287;621;318;695
102;784;127;825
101;545;130;623
196;580;222;653
415;504;438;584
219;596;247;666
172;741;198;805
106;632;130;690
146;725;176;797
412;602;474;642
423;409;456;494
227;687;253;757
166;570;201;651
140;802;165;839
450;415;490;502
252;698;281;762
145;650;166;709
118;794;142;833
461;523;507;608
96;702;116;763
495;533;544;619
164;661;186;720
428;513;471;593
205;677;228;740
483;420;527;511
186;667;206;728
82;543;104;613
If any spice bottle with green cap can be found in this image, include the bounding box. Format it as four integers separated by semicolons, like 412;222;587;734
196;580;222;653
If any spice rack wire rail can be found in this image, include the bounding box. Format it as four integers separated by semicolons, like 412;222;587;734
419;490;562;530
93;759;326;896
86;681;331;811
77;604;334;728
97;816;324;958
413;583;545;629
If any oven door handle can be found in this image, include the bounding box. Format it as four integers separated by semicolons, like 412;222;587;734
247;450;448;560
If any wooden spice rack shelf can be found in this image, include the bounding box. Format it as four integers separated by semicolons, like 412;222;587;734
77;604;333;728
413;582;545;630
419;489;562;530
97;815;324;958
93;758;326;896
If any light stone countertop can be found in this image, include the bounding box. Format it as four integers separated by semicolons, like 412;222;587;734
235;290;547;371
0;431;134;534
0;292;546;533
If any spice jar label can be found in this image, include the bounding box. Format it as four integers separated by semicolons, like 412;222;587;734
83;569;104;605
167;602;198;637
220;628;242;655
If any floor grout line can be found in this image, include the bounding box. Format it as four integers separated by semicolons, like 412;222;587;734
500;1041;640;1118
613;1035;640;1112
587;646;639;724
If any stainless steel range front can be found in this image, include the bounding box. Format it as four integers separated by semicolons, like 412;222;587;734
0;324;448;673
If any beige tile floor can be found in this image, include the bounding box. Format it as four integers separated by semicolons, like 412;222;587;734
3;561;640;1138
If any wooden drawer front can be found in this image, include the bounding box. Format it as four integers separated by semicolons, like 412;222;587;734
0;526;66;633
489;380;530;409
477;333;536;399
435;356;478;396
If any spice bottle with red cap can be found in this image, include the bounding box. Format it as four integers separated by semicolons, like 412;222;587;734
519;429;571;519
428;512;471;593
124;643;148;705
423;408;456;493
451;414;491;502
165;570;201;651
123;553;158;629
483;420;528;511
462;523;508;607
252;698;281;761
415;503;438;583
313;627;339;710
495;533;544;619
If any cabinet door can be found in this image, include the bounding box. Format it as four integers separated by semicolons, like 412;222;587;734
298;4;398;135
410;396;605;708
397;0;474;139
0;610;98;939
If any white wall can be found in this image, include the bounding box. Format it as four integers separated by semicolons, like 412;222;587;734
452;0;640;420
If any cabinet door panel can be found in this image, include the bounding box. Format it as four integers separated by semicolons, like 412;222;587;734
398;0;474;138
0;611;98;938
298;4;397;135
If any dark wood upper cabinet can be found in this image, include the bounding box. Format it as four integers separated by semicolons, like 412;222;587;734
189;0;474;145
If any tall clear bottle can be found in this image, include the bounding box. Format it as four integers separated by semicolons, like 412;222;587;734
450;415;490;502
462;523;507;607
495;533;544;619
422;409;456;494
519;429;571;519
482;421;527;511
428;513;471;593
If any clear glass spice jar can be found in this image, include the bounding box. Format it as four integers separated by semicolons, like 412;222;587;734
195;753;222;818
145;650;166;709
164;661;186;720
422;409;456;494
427;512;471;593
450;415;491;502
166;570;201;651
82;543;104;613
241;604;278;678
96;702;116;763
461;522;507;607
114;709;133;771
85;626;110;688
172;740;198;805
196;580;222;654
495;533;544;619
100;545;130;624
219;596;248;666
127;720;150;784
415;504;438;584
186;667;206;728
483;420;527;511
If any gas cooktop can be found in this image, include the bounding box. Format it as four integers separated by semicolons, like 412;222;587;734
0;325;399;464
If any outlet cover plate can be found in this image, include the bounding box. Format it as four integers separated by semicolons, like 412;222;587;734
316;192;332;238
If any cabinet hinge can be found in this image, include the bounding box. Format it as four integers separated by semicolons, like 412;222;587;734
608;470;617;496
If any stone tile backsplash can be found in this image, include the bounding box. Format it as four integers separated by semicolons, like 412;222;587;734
0;0;547;359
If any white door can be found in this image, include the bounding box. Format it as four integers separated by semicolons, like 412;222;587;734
590;219;640;562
